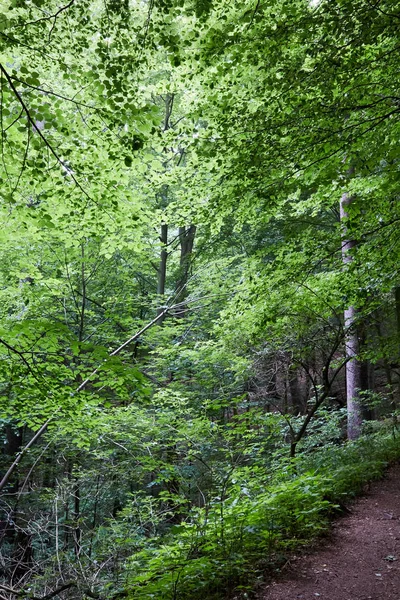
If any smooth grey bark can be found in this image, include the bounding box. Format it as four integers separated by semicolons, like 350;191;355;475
340;192;363;440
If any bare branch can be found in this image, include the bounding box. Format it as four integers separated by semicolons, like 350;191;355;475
9;75;106;111
0;337;44;384
0;62;92;202
14;0;76;29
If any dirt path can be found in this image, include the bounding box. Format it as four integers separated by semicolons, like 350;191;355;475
260;463;400;600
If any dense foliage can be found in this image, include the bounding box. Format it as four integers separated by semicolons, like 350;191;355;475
0;0;399;598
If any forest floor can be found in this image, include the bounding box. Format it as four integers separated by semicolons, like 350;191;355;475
260;462;400;600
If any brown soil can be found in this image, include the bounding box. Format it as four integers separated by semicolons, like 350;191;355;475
260;463;400;600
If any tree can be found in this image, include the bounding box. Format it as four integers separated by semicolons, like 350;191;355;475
1;1;400;598
166;0;400;435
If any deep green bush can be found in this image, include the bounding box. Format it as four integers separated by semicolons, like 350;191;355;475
122;428;400;599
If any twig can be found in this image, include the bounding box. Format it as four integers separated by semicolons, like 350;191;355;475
0;337;43;383
14;0;76;29
0;63;92;202
0;294;215;493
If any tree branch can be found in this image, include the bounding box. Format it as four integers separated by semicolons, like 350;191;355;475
0;295;212;493
14;0;76;29
0;62;92;202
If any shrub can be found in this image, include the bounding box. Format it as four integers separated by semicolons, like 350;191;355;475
122;428;400;599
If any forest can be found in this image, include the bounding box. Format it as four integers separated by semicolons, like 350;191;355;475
0;0;399;598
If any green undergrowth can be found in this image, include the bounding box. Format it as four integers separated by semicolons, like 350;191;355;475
123;427;400;600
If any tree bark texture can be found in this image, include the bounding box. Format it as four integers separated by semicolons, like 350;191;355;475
340;192;363;440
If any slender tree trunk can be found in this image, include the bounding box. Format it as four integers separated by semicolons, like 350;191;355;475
174;225;196;316
64;460;72;550
157;223;168;321
73;476;81;557
395;287;400;336
340;192;363;440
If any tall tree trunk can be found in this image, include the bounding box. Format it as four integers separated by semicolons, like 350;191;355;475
155;93;174;321
174;225;196;316
157;223;168;321
395;287;400;336
73;476;81;557
340;192;364;440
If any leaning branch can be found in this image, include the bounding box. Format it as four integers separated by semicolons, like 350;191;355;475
0;296;213;493
0;418;56;492
75;304;171;392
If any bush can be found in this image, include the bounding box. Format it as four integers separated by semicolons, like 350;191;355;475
122;428;400;599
